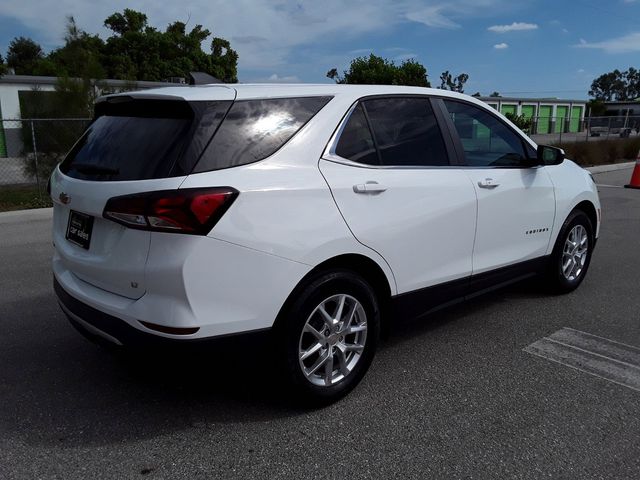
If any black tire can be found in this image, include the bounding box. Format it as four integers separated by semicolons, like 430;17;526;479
543;209;594;294
276;269;380;405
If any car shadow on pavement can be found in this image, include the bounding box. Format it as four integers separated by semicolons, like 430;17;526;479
0;294;312;449
0;279;551;450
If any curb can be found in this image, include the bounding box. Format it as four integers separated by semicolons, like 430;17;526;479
0;207;53;222
586;161;635;174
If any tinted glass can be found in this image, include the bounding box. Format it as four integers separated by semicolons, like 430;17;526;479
334;103;378;165
194;96;332;172
443;100;530;167
363;97;449;167
60;99;230;181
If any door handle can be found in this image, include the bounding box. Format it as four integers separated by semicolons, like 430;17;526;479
353;181;387;194
478;178;500;189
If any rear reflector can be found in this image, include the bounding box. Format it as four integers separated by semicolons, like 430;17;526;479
103;187;238;235
139;321;200;335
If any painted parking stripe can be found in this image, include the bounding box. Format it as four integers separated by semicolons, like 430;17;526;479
524;327;640;392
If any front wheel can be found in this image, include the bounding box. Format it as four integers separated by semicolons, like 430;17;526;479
543;210;595;294
277;270;380;405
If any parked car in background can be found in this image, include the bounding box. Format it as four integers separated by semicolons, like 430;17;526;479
50;84;601;403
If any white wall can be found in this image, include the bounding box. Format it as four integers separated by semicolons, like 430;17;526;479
0;83;56;119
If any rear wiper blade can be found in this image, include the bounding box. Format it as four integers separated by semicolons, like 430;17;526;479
73;163;120;175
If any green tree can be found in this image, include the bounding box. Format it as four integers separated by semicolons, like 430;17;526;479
589;68;640;101
327;54;430;87
439;70;469;93
48;17;106;79
0;54;7;75
102;8;238;82
489;91;501;97
586;99;607;116
6;37;56;75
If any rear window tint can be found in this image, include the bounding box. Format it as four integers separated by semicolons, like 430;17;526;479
193;96;332;172
60;99;230;181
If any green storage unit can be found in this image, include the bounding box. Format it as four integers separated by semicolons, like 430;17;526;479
537;105;552;134
555;106;568;133
501;104;517;116
487;103;498;111
521;105;536;119
570;106;582;133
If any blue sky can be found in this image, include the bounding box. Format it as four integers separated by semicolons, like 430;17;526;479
1;0;639;99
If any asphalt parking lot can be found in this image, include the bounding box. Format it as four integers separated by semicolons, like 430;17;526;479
1;167;639;479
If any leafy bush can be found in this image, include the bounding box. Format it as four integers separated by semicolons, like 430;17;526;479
504;112;532;133
556;137;640;166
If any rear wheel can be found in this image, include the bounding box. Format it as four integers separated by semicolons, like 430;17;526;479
278;270;380;405
543;210;594;294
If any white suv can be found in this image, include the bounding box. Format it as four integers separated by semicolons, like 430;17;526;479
51;84;600;403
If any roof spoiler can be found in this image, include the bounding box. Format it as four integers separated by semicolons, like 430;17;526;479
189;72;223;85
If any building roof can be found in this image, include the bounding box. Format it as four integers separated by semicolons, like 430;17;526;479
0;74;173;89
478;96;587;104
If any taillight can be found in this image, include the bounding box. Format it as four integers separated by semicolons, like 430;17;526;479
103;187;238;235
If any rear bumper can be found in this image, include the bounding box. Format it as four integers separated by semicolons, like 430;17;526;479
54;277;271;348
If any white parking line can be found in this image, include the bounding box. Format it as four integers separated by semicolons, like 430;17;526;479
524;327;640;393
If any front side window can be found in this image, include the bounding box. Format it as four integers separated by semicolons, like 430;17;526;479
443;100;532;167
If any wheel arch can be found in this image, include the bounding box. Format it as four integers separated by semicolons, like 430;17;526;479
273;253;393;333
572;200;598;235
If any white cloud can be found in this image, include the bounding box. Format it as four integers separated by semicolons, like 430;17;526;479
264;73;300;83
575;32;640;53
488;22;538;33
406;6;460;28
493;42;509;49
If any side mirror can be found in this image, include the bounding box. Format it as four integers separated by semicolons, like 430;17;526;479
537;145;564;166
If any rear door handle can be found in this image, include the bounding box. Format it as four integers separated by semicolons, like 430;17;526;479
478;178;500;189
353;181;387;194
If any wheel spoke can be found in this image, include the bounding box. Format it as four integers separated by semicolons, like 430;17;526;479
300;341;323;361
336;346;350;376
345;343;364;353
317;305;334;328
345;324;367;335
324;351;334;385
303;323;324;342
335;295;347;323
306;350;330;376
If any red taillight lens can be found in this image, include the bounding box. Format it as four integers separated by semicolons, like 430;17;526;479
103;187;238;235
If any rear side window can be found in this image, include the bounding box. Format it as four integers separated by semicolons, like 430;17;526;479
334;97;450;167
363;97;449;167
60;99;230;181
193;96;332;172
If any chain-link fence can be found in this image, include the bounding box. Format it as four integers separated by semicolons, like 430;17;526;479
528;115;640;145
0;118;90;210
0;114;639;210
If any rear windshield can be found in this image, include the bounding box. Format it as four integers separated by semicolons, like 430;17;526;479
60;98;230;181
60;95;331;181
